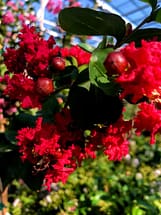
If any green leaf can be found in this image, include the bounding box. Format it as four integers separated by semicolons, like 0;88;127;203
137;200;158;213
0;150;25;189
78;43;94;53
41;94;60;123
125;28;161;46
89;47;112;84
74;68;89;85
97;36;108;49
0;133;17;153
0;143;16;153
139;0;157;10
55;65;79;88
5;130;17;145
58;7;126;42
65;56;78;67
132;205;145;215
0;202;5;211
13;112;37;129
0;149;44;190
89;47;120;95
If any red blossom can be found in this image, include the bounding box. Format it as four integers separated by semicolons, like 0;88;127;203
134;102;161;144
102;120;131;160
3;25;59;109
16;110;85;190
86;118;132;161
18;25;55;77
2;11;15;24
116;40;161;103
3;73;42;109
101;118;131;161
60;45;91;66
4;25;56;77
4;48;26;73
16;126;37;162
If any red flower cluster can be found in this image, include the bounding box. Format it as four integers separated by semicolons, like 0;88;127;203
4;73;42;109
16;109;83;189
4;25;56;77
134;102;161;144
3;25;91;108
60;45;91;66
16;108;132;190
116;40;161;104
104;40;161;146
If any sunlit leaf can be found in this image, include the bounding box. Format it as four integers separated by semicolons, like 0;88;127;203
89;47;120;95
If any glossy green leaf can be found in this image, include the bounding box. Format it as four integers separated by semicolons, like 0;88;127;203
59;7;126;42
89;47;120;95
97;36;108;49
89;47;112;85
125;28;161;46
139;0;157;10
78;43;94;53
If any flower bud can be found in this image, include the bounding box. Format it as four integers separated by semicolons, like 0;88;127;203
51;56;65;71
36;77;54;96
104;51;130;76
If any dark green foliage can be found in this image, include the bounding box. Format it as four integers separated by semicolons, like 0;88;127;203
0;148;44;191
68;84;123;128
41;94;60;123
124;28;161;46
54;65;79;88
89;46;121;96
58;7;126;42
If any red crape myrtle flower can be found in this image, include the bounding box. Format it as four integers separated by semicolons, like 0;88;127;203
88;117;132;161
4;73;42;109
3;25;56;108
16;106;133;189
116;40;161;104
133;102;161;144
4;25;56;77
60;45;91;66
3;25;91;109
102;117;132;160
16;108;88;190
